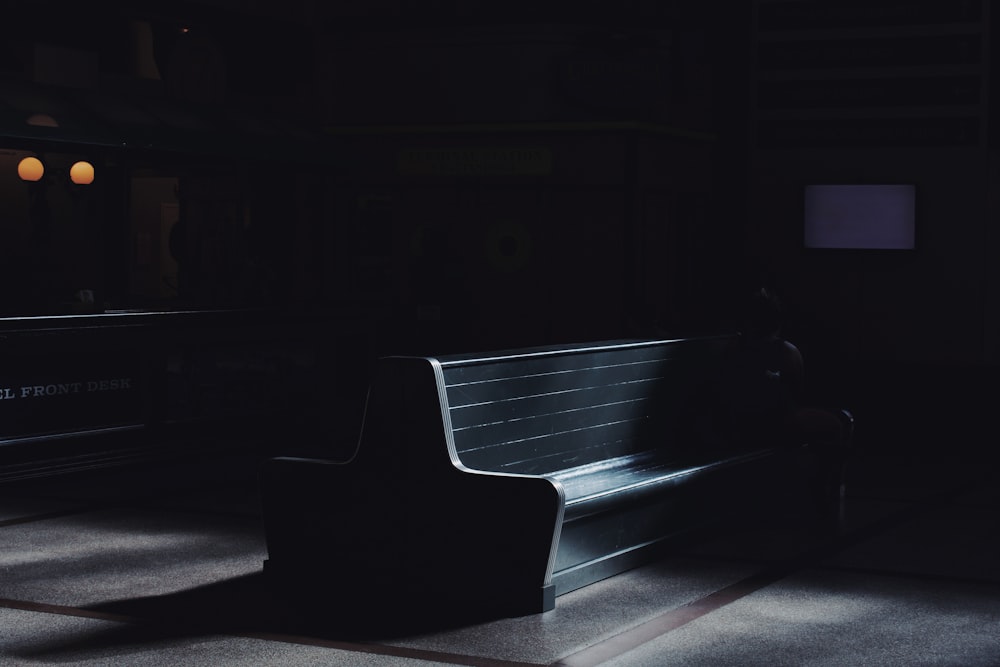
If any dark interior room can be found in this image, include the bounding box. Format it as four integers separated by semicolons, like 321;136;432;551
2;1;998;665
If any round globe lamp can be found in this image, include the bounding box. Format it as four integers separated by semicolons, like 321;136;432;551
70;161;95;185
17;156;44;182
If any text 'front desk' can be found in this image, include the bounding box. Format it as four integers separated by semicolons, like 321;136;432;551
0;309;330;482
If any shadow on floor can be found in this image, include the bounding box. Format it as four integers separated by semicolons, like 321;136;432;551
67;571;515;647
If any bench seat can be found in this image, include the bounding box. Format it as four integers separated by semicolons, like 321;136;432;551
552;448;781;521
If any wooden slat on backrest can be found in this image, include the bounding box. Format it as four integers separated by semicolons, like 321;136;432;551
438;337;730;475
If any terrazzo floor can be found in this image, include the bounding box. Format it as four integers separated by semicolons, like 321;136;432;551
1;449;998;666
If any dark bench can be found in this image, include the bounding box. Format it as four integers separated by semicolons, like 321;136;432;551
260;336;840;616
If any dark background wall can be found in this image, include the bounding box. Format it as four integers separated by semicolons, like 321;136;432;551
4;0;998;461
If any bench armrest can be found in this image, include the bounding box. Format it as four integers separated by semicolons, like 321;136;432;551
260;455;565;612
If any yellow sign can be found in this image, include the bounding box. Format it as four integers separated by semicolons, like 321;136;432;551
397;147;553;176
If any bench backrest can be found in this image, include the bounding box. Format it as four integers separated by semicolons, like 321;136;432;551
436;336;734;476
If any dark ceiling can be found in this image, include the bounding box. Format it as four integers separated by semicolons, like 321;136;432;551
0;0;750;159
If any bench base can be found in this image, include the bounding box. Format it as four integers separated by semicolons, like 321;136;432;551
553;535;679;596
263;559;557;617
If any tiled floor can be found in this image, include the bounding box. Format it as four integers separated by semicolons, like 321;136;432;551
1;449;998;666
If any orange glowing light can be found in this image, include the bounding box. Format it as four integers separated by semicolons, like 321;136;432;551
17;156;44;181
26;113;59;127
69;161;95;185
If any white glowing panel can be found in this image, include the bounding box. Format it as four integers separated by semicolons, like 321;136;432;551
804;184;916;250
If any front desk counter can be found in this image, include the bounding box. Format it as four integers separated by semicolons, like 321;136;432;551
0;309;341;482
